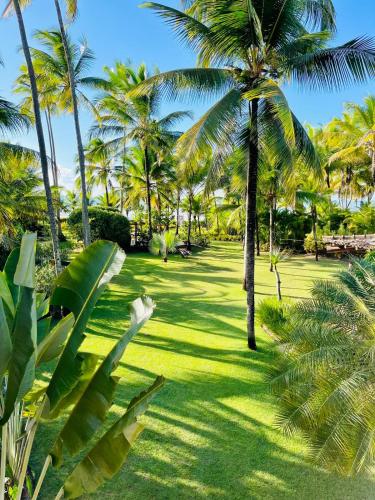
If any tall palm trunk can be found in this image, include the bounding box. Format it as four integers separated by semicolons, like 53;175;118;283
53;0;90;246
12;0;62;273
175;188;180;235
312;205;319;262
45;108;63;238
144;146;153;239
105;180;110;206
269;196;275;272
187;192;193;248
245;99;259;351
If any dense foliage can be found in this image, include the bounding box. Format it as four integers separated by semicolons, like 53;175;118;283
68;207;131;250
259;260;375;475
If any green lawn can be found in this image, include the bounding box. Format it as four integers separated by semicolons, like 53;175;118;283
38;242;374;499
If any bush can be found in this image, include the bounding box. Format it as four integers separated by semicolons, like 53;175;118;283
303;232;325;253
35;263;56;295
365;250;375;262
36;241;72;265
68;207;131;250
257;297;291;339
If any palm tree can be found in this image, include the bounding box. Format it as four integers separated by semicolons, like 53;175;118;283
269;248;291;301
134;0;375;349
266;258;375;476
330;96;375;185
52;0;92;246
84;138;116;206
296;178;330;261
2;0;62;273
92;63;192;239
149;230;180;262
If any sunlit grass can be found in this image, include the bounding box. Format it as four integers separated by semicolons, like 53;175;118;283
37;242;374;499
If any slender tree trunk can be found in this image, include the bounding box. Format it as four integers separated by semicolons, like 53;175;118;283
275;266;282;301
187;192;193;248
13;0;62;274
269;197;275;271
245;99;259;351
120;136;127;214
45;108;63;238
175;188;180;235
255;211;260;257
54;0;90;246
198;216;201;235
105;181;109;206
312;206;319;262
242;232;248;291
144;147;153;239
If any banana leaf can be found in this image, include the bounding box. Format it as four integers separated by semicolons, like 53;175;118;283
14;232;36;288
0;272;15;318
0;234;37;425
46;241;125;413
4;248;20;305
51;297;155;465
63;375;165;499
0;298;12;381
0;287;36;425
37;313;74;366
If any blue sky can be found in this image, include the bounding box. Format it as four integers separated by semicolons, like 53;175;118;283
0;0;374;188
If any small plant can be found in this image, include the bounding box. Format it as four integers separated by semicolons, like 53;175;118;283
149;231;180;262
257;297;291;340
270;248;291;301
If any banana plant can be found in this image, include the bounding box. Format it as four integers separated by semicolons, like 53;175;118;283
0;233;165;499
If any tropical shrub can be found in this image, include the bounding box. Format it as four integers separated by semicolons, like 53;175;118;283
150;231;180;262
0;233;164;499
265;259;375;475
365;249;375;262
257;297;291;338
303;232;325;254
36;241;72;265
68;207;131;250
35;262;56;295
346;203;375;234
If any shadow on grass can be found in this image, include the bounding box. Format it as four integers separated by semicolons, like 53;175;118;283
35;244;374;499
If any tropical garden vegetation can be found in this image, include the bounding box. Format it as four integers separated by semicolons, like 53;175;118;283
0;0;375;498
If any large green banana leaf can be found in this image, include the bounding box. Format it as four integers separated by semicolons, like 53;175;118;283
4;247;20;305
37;313;74;366
0;298;12;381
63;375;165;499
51;297;155;465
0;272;15;319
46;241;125;413
0;234;37;425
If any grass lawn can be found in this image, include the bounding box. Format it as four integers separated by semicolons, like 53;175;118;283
38;242;375;499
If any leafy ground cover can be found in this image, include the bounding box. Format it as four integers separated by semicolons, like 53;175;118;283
38;242;374;499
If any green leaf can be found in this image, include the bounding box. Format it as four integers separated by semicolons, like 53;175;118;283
63;376;165;499
0;272;15;317
46;241;125;413
14;232;36;288
0;287;36;425
0;298;12;381
4;248;20;305
36;292;50;320
51;297;155;465
37;313;74;366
